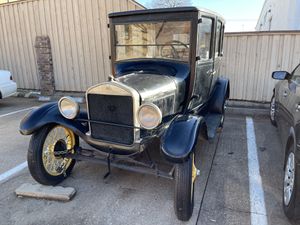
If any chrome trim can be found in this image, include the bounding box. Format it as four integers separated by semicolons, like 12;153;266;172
86;80;140;143
58;96;80;120
137;103;162;130
85;132;143;151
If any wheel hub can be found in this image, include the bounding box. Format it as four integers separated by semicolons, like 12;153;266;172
53;140;68;158
284;152;295;206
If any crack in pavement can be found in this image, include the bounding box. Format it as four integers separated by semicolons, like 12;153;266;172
196;132;222;224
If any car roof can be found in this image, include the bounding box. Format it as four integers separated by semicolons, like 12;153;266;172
109;7;225;22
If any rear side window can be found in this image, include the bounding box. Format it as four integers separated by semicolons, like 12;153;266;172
215;21;222;57
291;65;300;85
198;17;213;60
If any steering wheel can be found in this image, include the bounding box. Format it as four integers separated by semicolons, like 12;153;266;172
161;40;189;59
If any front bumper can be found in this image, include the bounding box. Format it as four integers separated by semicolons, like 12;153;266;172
83;131;144;152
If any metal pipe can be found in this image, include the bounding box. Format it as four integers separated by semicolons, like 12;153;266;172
68;153;174;180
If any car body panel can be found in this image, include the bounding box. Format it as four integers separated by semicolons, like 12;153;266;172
274;66;300;148
0;70;17;99
161;115;205;163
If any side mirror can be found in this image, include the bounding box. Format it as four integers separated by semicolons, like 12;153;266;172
272;71;290;80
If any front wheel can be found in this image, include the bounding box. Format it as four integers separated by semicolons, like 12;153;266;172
27;125;78;186
174;153;197;221
283;146;300;220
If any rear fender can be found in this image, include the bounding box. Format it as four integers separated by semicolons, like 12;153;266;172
208;78;230;114
19;102;88;136
161;115;207;163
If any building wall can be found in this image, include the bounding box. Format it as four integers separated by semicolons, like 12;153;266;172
256;0;300;31
221;31;300;102
0;0;144;91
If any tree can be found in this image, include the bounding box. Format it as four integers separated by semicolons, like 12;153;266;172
150;0;193;8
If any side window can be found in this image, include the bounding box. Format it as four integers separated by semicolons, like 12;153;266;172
198;17;213;60
221;25;225;54
291;65;300;85
215;21;222;57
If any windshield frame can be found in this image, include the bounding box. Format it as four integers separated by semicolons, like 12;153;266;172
109;10;199;111
109;11;198;72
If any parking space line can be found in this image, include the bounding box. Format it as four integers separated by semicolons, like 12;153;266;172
246;117;268;225
0;107;36;118
0;161;28;184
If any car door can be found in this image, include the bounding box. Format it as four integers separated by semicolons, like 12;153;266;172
191;16;214;109
278;65;300;144
210;19;224;95
287;65;300;131
277;78;290;134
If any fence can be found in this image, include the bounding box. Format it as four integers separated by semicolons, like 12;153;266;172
1;2;300;102
221;31;300;102
0;0;144;91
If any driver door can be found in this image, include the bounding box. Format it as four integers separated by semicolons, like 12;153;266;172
192;16;214;108
279;64;300;143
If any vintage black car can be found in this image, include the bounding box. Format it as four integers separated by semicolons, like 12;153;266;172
271;63;300;221
20;7;229;221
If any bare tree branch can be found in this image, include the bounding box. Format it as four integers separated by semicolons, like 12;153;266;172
150;0;193;8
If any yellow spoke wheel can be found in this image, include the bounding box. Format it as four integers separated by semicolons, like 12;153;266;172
42;126;76;176
27;125;78;186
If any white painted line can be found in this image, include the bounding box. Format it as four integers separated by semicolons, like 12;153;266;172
246;117;268;225
0;161;28;184
0;107;36;118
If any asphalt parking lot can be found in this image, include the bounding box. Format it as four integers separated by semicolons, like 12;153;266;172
0;97;296;225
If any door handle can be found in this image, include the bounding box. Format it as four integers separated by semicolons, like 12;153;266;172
207;69;216;75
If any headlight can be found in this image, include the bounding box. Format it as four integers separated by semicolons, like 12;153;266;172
137;103;162;130
58;97;79;119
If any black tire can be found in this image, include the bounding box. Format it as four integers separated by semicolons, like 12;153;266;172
219;100;226;129
270;94;277;126
174;154;195;221
283;144;300;220
27;125;78;186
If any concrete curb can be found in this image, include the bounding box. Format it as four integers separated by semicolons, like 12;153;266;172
226;106;269;117
14;91;85;103
14;91;270;116
15;183;76;202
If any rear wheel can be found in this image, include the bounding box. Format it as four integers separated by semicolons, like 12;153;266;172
27;125;78;185
270;94;277;126
174;153;197;221
219;101;227;129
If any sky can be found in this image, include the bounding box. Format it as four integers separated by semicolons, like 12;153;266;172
136;0;266;32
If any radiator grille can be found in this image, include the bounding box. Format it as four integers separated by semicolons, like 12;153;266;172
87;94;134;145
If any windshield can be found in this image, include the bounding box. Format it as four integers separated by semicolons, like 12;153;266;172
114;21;191;62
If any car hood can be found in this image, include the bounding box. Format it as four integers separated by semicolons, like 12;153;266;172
116;73;178;103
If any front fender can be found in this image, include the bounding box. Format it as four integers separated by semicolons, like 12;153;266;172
161;115;206;163
19;102;88;136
